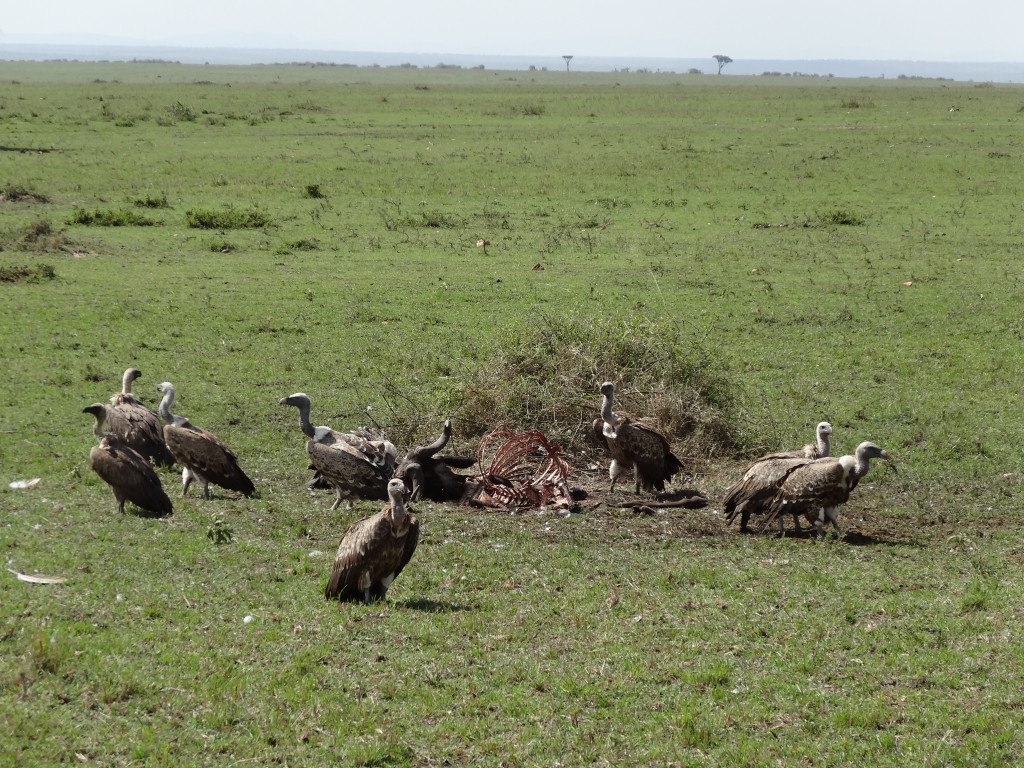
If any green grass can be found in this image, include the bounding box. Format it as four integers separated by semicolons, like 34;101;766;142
2;61;1024;766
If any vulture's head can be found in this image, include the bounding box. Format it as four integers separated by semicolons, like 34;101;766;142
83;403;108;423
817;421;833;438
387;478;409;513
155;382;177;413
83;402;109;438
120;367;143;393
599;381;615;398
855;441;895;471
279;392;312;409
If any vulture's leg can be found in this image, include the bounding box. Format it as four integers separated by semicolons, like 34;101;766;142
633;463;642;495
813;509;826;541
330;488;343;511
181;467;194;497
359;571;373;605
791;513;802;534
825;507;842;539
608;460;620;492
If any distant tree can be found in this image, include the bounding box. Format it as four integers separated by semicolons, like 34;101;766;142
713;54;733;75
563;55;573;72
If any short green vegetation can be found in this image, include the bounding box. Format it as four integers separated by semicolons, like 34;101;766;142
68;207;160;226
185;207;271;230
1;61;1023;766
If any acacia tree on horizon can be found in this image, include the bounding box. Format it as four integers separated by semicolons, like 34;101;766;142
713;54;733;74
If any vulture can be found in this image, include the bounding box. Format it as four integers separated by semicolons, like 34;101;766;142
105;367;175;468
82;403;173;517
761;421;833;464
723;456;813;535
155;382;256;499
394;418;476;502
723;421;834;534
304;424;390;492
279;393;396;509
761;441;893;539
325;478;420;603
592;381;683;494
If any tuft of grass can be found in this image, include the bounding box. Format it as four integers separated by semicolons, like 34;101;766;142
0;183;49;203
0;263;56;283
206;513;234;545
4;218;70;252
131;193;170;209
683;660;733;692
167;100;196;122
819;208;865;226
960;577;999;612
28;631;67;675
303;183;327;199
289;238;321;251
379;207;464;231
186;207;271;229
514;103;546;116
68;207;159;226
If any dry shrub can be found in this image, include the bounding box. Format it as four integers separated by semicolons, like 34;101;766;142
5;219;70;253
0;263;56;283
0;183;49;203
440;311;739;460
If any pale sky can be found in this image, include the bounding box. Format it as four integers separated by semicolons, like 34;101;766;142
2;0;1022;62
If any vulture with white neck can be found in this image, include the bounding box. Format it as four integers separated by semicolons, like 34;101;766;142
723;421;833;534
325;478;420;603
761;441;893;539
155;382;255;499
105;367;175;468
278;392;396;509
83;403;173;517
592;381;683;494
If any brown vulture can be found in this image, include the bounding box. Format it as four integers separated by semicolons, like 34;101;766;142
278;393;396;509
723;421;833;534
761;441;893;539
325;478;420;603
592;381;682;494
83;403;173;517
105;367;175;468
155;382;255;499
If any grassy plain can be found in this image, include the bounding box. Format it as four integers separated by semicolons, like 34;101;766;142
2;60;1024;765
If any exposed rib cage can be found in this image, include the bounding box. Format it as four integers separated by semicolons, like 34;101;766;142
471;426;571;510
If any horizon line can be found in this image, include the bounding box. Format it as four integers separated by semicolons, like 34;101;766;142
2;41;1023;67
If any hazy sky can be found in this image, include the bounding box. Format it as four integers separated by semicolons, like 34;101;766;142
3;0;1021;62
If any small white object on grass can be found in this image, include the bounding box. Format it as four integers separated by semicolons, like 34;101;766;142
8;568;66;584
